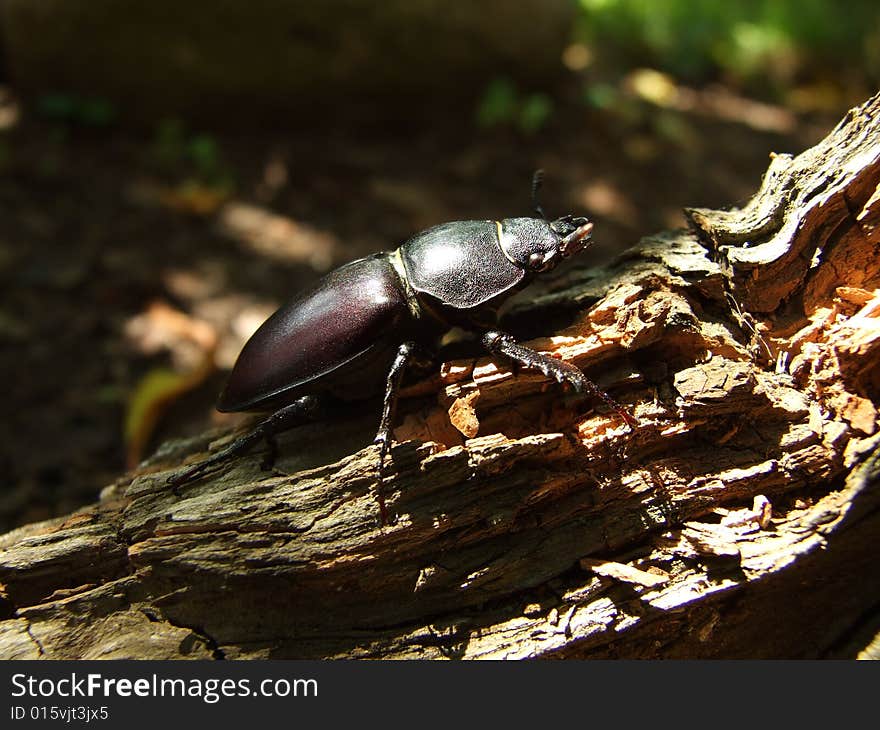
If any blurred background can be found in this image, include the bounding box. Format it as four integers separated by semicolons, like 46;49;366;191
1;0;878;531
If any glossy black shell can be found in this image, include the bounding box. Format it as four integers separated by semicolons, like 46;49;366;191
218;218;546;414
401;221;524;315
217;254;413;412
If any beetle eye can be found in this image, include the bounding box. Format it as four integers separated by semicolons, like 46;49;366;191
528;252;545;270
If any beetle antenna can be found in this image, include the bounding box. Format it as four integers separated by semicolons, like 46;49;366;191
531;169;547;220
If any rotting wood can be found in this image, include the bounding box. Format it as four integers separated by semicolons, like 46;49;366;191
1;93;879;660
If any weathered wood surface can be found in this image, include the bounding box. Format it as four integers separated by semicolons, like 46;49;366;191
2;94;879;660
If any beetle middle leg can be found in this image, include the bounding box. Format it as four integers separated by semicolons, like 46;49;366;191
167;394;325;487
481;330;638;428
372;341;430;524
374;341;428;469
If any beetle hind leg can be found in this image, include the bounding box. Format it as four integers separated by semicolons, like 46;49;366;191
167;394;324;487
481;330;638;428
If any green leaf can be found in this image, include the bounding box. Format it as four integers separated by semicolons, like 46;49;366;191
518;94;553;134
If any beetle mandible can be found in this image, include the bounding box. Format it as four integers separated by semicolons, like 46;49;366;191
168;173;636;508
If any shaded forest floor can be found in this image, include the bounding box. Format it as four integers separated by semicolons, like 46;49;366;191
0;84;843;531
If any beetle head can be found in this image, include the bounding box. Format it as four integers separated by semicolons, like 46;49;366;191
499;216;593;273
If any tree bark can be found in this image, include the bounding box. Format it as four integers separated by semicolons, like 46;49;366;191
2;94;879;660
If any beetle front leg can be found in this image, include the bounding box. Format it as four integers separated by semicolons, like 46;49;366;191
167;394;324;487
481;330;638;428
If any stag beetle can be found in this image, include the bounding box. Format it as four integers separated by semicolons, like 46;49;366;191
169;173;636;512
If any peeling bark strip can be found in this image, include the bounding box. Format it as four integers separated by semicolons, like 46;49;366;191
2;95;880;660
684;97;880;314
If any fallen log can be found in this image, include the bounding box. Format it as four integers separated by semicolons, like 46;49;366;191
2;93;879;660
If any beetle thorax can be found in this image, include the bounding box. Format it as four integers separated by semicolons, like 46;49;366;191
398;220;525;323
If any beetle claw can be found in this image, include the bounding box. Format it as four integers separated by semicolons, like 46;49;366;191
618;409;640;429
